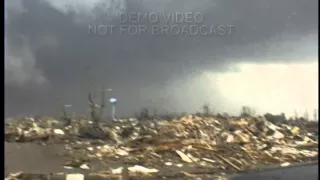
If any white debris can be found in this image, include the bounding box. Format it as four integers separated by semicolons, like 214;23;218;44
226;134;234;143
86;147;94;151
165;162;173;166
111;167;123;174
54;129;65;135
96;153;102;157
187;153;199;162
64;166;74;169
129;118;136;122
80;164;90;170
112;165;158;174
202;158;216;163
281;162;290;167
175;150;193;163
66;174;84;180
128;165;158;174
273;131;284;139
265;122;281;131
26;117;35;121
103;145;111;149
133;132;139;136
115;149;129;156
176;164;183;167
100;145;112;154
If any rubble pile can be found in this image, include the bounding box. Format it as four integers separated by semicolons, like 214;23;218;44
5;114;318;179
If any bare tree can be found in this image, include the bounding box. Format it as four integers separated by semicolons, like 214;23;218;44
304;109;309;121
139;108;149;121
294;110;298;120
202;103;210;116
88;85;107;125
313;109;318;121
61;105;72;126
88;92;98;124
241;106;255;117
99;85;106;120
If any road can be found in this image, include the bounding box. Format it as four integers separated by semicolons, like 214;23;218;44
230;162;318;180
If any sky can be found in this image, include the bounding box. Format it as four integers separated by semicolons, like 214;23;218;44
4;0;318;119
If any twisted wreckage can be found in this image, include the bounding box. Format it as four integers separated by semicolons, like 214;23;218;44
5;113;318;180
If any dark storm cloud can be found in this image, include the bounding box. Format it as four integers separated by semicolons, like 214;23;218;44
5;0;318;116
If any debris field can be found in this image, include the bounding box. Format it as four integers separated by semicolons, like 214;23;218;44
5;114;318;180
